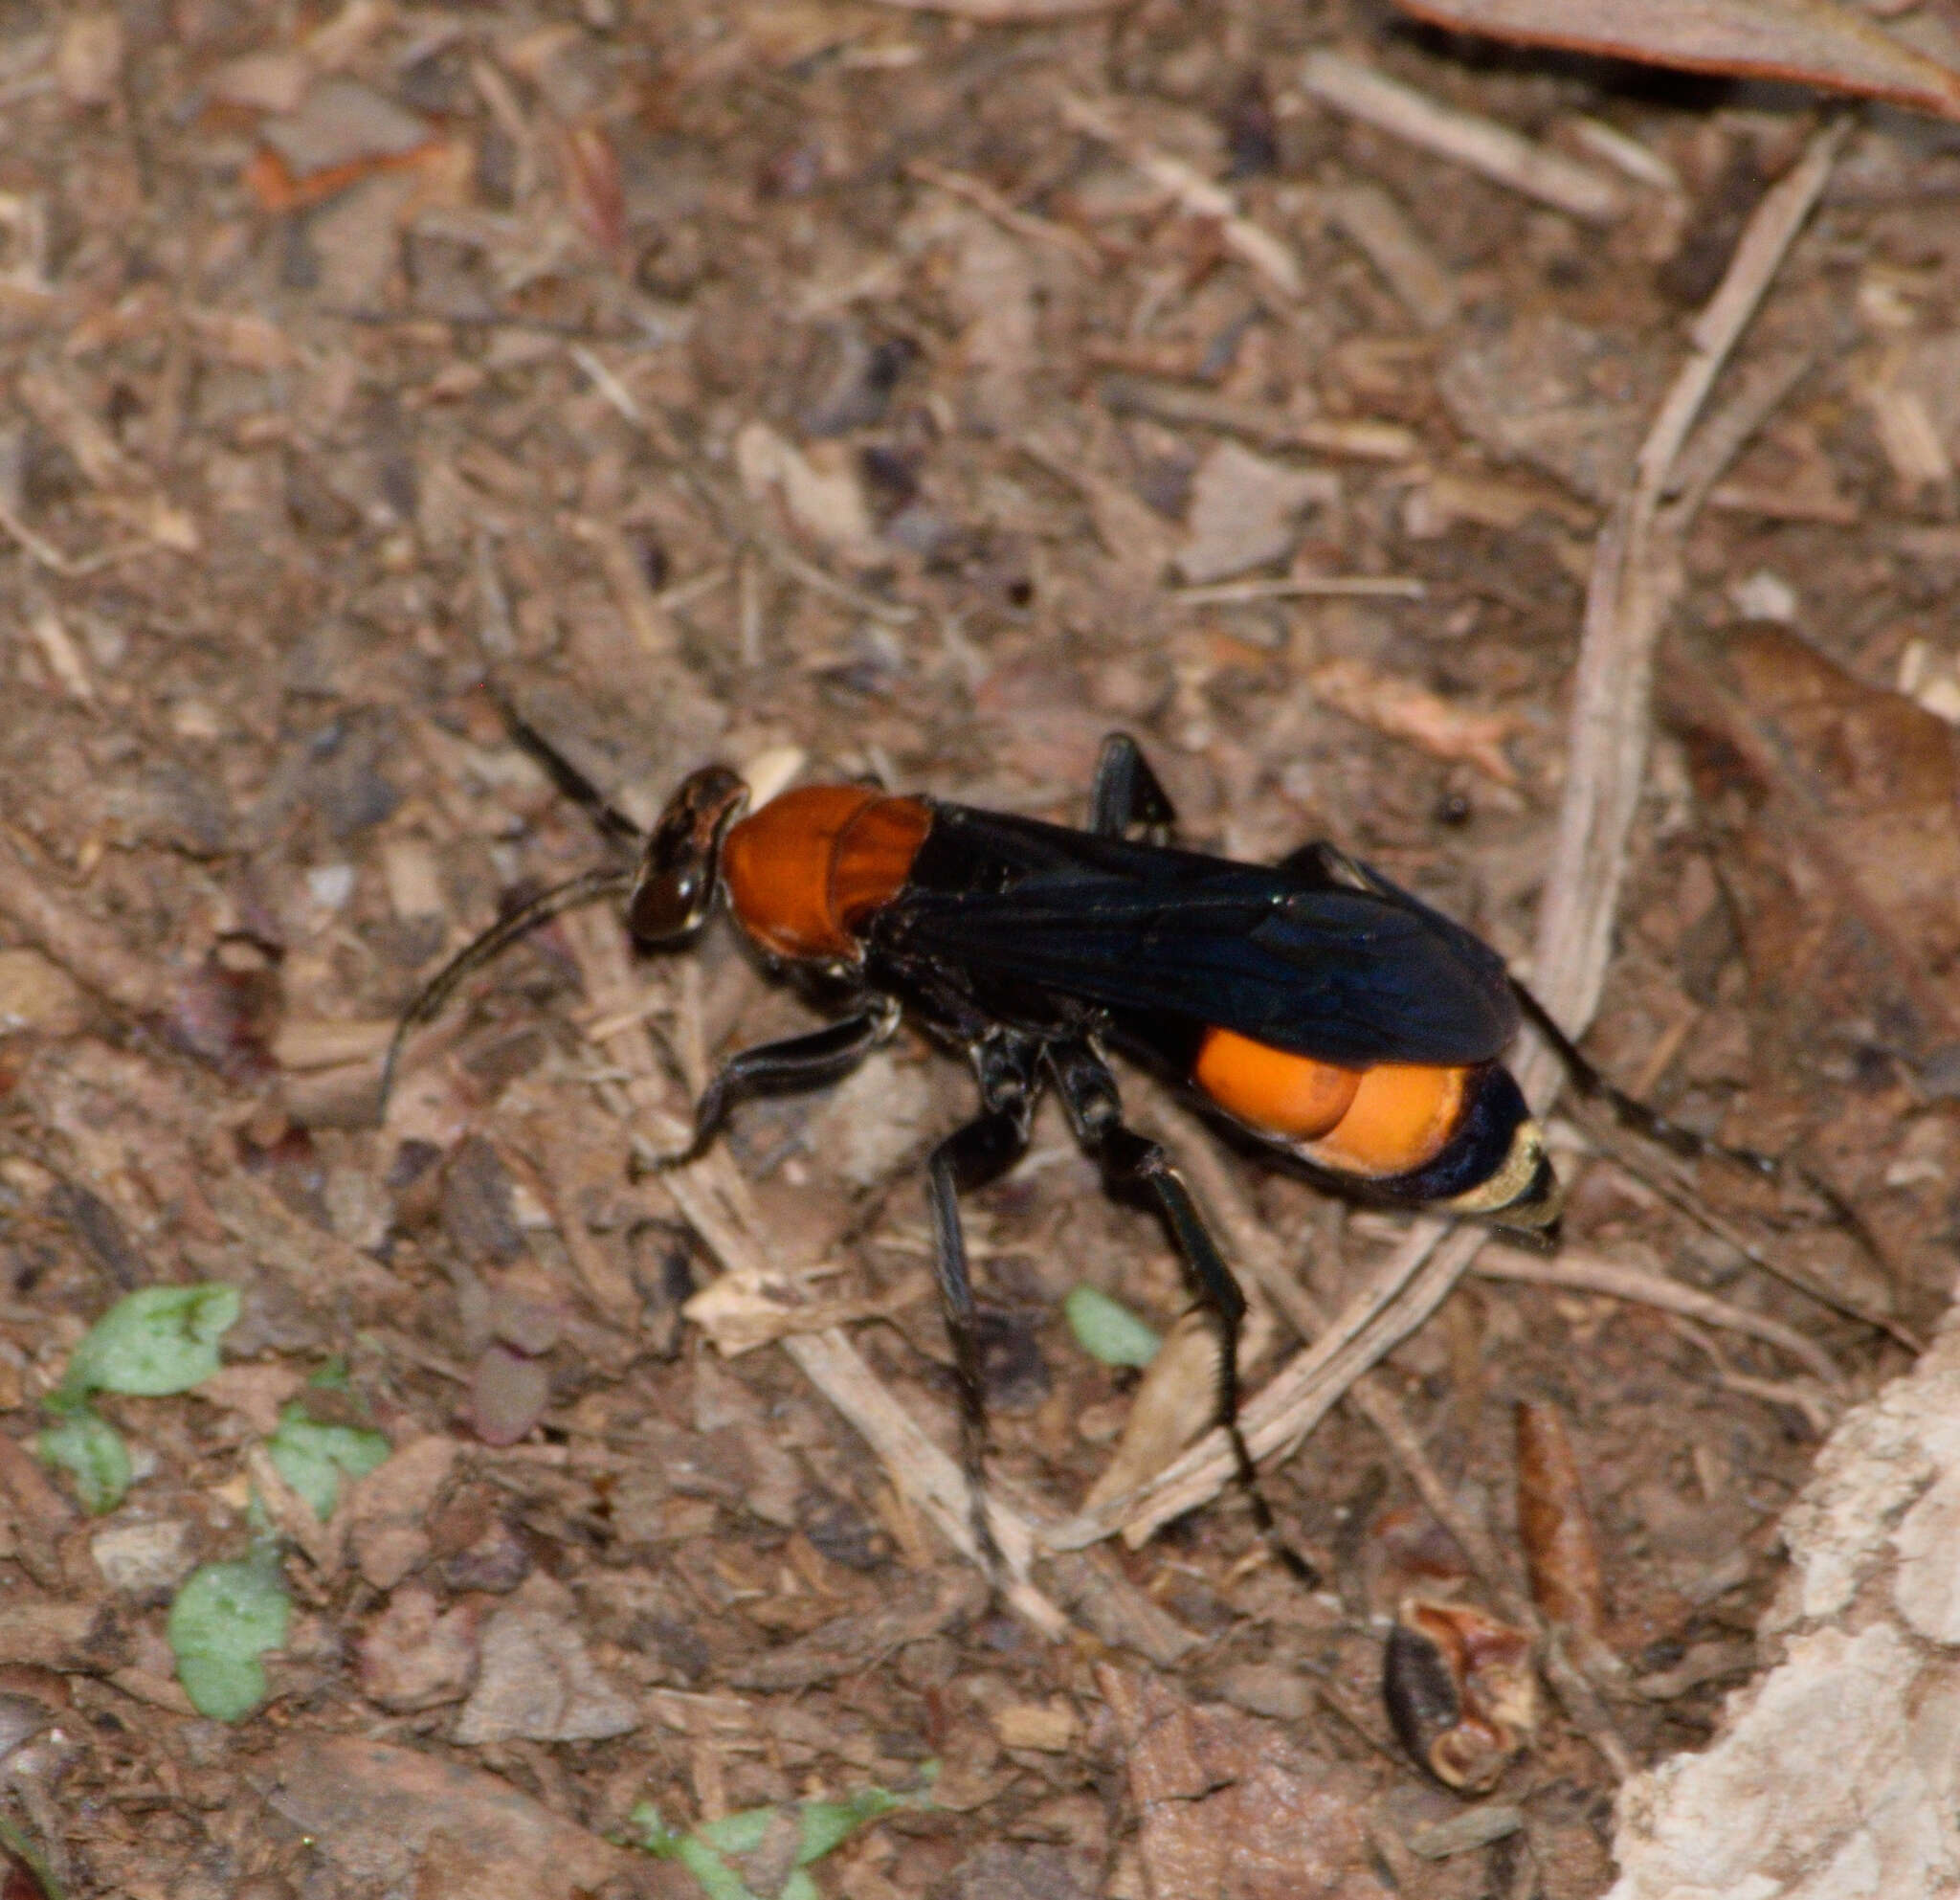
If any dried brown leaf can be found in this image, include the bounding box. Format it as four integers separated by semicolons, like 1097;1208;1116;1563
357;1583;481;1710
1391;0;1960;121
555;119;626;263
267;1735;660;1898
1080;1310;1219;1513
452;1576;638;1743
1514;1399;1609;1643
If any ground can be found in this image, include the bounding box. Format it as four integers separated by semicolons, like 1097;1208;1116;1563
2;1;1960;1897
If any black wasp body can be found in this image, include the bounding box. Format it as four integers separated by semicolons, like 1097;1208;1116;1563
390;727;1560;1570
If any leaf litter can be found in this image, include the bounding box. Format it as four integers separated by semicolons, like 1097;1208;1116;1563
0;3;1958;1896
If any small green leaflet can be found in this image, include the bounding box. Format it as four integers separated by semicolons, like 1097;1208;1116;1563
629;1776;927;1900
38;1283;242;1515
167;1550;292;1723
57;1284;241;1401
36;1409;132;1516
265;1403;390;1520
1064;1285;1161;1368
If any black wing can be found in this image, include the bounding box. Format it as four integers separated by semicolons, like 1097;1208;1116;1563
877;807;1518;1067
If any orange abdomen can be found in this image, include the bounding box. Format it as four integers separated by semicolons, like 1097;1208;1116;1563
1194;1025;1468;1178
722;787;931;960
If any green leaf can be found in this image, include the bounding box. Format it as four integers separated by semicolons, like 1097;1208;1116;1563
628;1807;753;1900
36;1407;131;1514
1064;1285;1161;1368
795;1786;903;1865
265;1403;390;1520
60;1284;241;1401
628;1777;928;1900
167;1554;291;1723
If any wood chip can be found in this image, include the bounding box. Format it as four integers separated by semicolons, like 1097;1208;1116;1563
1309;657;1519;785
1323;181;1459;329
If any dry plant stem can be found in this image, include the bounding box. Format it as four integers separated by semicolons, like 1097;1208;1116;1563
1058;93;1304;298
1073;117;1848;1577
1299;51;1623;224
906;160;1105;271
1175;576;1426;604
1660;346;1815;515
1584;1120;1914;1347
1047;1219;1478;1547
1530;115;1847;1053
1476;1242;1842;1389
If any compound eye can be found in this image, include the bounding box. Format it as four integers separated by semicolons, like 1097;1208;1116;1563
626;767;747;945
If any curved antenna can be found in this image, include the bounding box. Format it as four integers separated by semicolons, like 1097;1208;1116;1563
490;688;648;846
378;864;635;1116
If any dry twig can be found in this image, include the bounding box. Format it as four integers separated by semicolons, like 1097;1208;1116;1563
906;159;1104;271
1058;93;1304;299
1300;50;1624;224
1475;1242;1842;1390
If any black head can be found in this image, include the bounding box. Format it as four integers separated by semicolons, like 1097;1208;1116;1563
626;765;749;945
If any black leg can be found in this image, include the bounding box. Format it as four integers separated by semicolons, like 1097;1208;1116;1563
1506;980;1779;1175
1274;838;1364;887
661;1002;900;1167
924;1032;1042;1571
1091;732;1179;843
1046;1040;1316;1584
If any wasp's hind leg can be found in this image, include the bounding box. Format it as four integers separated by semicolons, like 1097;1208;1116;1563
924;1032;1043;1574
1090;732;1179;843
1045;1040;1317;1585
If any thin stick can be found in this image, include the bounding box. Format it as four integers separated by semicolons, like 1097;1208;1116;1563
0;826;170;1017
1475;1242;1842;1389
1174;576;1426;605
906;160;1105;272
1058;93;1304;299
1300;52;1622;225
1153;1100;1517;1595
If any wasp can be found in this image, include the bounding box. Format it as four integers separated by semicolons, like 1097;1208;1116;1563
388;722;1567;1571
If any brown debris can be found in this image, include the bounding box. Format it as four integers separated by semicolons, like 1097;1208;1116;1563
1176;442;1339;584
1389;0;1960;122
1382;1597;1540;1793
451;1573;639;1744
1098;1665;1392;1900
725;1569;988;1692
343;1435;462;1591
265;1735;669;1899
0;3;1941;1886
357;1581;482;1711
1513;1399;1612;1652
1661;622;1960;1072
1308;657;1520;786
